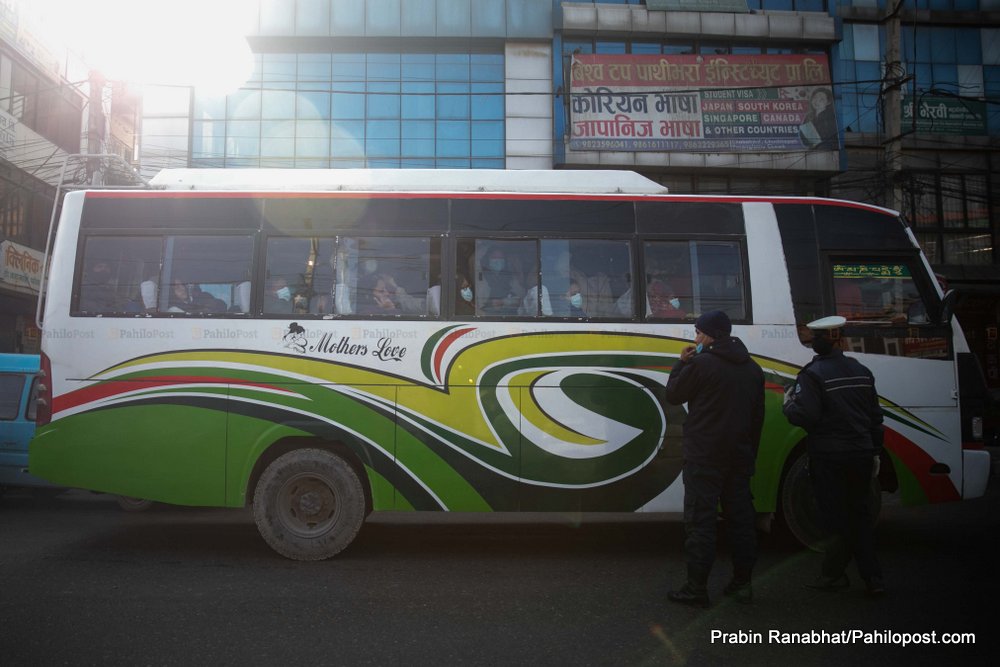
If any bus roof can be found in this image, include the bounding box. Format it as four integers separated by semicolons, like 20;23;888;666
148;168;670;196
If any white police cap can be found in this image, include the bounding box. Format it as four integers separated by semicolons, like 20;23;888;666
806;315;847;331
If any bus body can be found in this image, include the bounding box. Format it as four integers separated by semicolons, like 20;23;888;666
30;169;990;559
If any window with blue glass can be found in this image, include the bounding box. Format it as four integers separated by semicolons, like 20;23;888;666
193;50;505;168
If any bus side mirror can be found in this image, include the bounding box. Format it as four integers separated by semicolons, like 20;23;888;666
940;289;957;325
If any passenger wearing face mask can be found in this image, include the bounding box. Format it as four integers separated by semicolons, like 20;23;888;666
647;277;686;318
264;277;294;314
427;273;475;317
567;279;586;317
455;274;476;316
478;247;523;316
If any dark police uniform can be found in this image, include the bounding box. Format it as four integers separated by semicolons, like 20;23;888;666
663;312;764;605
783;317;885;593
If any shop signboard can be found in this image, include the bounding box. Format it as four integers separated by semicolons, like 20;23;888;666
569;54;837;153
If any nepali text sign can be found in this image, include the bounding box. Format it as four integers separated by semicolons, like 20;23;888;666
902;97;986;136
0;240;44;294
569;54;837;153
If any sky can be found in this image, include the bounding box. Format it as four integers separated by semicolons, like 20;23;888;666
16;0;257;92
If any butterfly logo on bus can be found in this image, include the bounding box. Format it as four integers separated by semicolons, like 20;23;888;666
282;322;308;354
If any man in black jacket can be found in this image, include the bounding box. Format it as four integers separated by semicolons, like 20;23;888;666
663;310;765;607
782;316;885;596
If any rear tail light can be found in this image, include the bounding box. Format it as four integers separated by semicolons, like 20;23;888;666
971;416;984;442
36;352;52;426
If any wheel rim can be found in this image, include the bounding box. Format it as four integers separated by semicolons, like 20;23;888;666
276;472;340;538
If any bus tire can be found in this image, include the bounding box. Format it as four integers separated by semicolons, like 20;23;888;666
780;451;883;552
252;448;365;561
115;495;155;512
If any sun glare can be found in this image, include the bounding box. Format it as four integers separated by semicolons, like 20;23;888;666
20;0;256;94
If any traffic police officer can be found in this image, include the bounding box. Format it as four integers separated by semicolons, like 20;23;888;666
782;316;886;596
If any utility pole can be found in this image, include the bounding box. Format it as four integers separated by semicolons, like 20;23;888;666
86;70;106;185
883;2;904;213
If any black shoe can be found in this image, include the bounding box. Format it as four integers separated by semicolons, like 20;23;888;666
865;576;886;597
805;574;850;591
723;579;753;604
668;583;710;608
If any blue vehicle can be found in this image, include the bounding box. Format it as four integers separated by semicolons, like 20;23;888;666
0;353;47;491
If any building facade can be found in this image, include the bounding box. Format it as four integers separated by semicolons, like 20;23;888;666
132;1;1000;390
0;1;84;353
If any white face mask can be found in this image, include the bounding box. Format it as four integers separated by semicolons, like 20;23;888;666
569;293;583;309
276;286;292;301
488;258;505;272
362;259;378;274
669;297;681;309
460;287;474;302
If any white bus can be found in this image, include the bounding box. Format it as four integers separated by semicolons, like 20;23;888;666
30;168;990;560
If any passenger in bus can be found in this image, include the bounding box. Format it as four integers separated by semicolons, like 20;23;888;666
264;277;294;314
478;247;523;316
647;279;686;318
190;285;227;313
357;273;422;315
166;282;192;313
139;279;158;312
567;279;586;317
520;284;553;316
428;274;475;317
456;275;475;316
233;280;251;314
378;272;425;314
79;259;119;312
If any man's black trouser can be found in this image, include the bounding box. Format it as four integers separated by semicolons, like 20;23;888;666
682;462;757;587
808;453;882;581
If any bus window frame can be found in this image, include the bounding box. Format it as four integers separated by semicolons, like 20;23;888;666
71;229;258;318
639;234;753;325
821;250;952;359
258;231;443;321
455;233;640;322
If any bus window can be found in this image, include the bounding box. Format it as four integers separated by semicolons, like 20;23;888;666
265;237;337;315
641;241;692;320
832;261;925;324
830;258;949;359
467;239;535;317
538;239;631;318
641;240;746;321
159;235;254;315
693;242;746;320
76;236;162;315
330;237;435;317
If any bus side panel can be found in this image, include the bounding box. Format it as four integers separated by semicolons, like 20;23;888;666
219;370;403;509
395;385;512;512
31;395;227;505
882;405;962;505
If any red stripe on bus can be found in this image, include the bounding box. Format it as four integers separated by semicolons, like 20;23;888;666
82;190;894;213
433;327;476;382
883;428;960;503
53;375;292;414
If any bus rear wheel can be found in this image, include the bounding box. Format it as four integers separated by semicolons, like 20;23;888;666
779;450;882;552
252;448;365;561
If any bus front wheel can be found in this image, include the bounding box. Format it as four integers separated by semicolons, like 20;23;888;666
779;451;882;552
252;448;365;561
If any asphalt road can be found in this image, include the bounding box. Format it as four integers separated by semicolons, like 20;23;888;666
1;479;996;666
